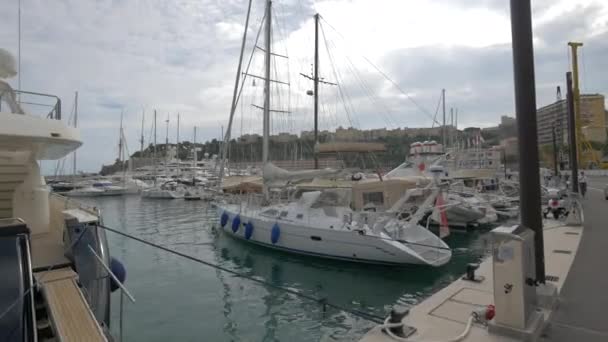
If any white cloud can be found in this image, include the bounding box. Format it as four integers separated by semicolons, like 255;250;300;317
0;0;606;173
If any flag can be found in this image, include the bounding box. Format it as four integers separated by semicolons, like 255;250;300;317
432;192;450;238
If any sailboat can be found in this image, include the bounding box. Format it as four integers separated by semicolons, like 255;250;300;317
141;110;185;199
215;2;451;267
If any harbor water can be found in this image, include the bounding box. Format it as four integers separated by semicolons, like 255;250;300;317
83;196;493;341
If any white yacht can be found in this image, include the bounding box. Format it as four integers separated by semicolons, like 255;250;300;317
0;57;124;341
218;188;451;266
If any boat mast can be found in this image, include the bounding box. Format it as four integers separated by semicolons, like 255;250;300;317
176;112;180;174
118;110;124;164
193;126;197;184
217;0;254;187
165;114;169;168
153;110;157;186
442;89;446;149
17;0;21;96
72;91;78;179
313;13;320;169
140;109;145;156
262;0;272;165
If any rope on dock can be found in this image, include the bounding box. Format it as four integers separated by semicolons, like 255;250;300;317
97;224;386;324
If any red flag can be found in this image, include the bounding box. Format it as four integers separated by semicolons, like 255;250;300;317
434;192;450;238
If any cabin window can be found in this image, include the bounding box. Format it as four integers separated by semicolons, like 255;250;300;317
280;211;288;218
262;209;278;216
362;192;384;206
296;214;303;219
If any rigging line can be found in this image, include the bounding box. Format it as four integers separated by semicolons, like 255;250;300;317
97;223;385;324
233;10;266;120
426;90;443;142
336;40;400;129
319;17;439;125
321;24;359;129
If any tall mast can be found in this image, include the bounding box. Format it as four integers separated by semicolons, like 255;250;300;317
217;0;254;187
176;112;180;174
72;91;78;178
153;110;157;185
455;108;458;150
193;127;197;183
165;114;169;165
442;89;446;148
262;0;272;165
140;109;145;156
17;0;21;96
313;13;320;169
118;110;124;163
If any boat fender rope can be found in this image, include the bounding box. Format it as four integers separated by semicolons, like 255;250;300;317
220;212;229;227
232;215;241;233
379;314;474;342
271;223;280;244
244;222;254;240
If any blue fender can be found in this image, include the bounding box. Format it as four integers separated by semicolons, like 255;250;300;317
220;212;229;227
110;257;126;292
244;222;254;240
271;223;280;244
232;215;241;233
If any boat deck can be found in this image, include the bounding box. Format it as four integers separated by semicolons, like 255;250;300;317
35;268;107;342
360;217;583;341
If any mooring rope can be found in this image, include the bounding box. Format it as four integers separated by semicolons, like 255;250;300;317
98;224;386;324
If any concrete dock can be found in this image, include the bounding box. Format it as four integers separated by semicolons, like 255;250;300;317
360;177;608;342
542;177;608;341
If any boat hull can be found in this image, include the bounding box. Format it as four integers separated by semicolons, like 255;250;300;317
217;205;451;266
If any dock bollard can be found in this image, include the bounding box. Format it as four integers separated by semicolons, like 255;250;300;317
385;308;416;338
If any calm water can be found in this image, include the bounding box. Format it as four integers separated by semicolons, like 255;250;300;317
80;196;493;342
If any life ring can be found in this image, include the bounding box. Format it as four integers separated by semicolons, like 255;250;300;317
351;173;363;181
232;215;241;233
244;222;254;240
220;212;229;227
271;223;281;244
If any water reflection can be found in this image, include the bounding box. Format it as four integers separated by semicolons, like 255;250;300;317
83;196;490;341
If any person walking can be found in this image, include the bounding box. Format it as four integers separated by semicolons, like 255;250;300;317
579;171;587;198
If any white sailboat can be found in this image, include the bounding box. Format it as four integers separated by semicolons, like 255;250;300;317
216;2;451;267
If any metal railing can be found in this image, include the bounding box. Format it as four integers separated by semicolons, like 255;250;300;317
0;90;61;119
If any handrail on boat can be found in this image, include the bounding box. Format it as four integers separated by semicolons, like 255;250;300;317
1;89;61;119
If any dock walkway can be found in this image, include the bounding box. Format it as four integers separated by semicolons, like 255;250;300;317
543;177;608;341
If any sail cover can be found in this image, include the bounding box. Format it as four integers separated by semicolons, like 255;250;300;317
262;162;339;185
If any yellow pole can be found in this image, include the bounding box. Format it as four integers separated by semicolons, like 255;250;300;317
568;41;583;167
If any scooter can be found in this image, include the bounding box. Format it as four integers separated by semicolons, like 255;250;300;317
543;197;568;219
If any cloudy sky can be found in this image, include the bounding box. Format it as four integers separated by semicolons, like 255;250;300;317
1;0;607;173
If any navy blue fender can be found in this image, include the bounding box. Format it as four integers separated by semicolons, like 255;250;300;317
232;215;241;233
110;258;126;292
244;222;254;240
271;223;280;244
220;212;229;227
